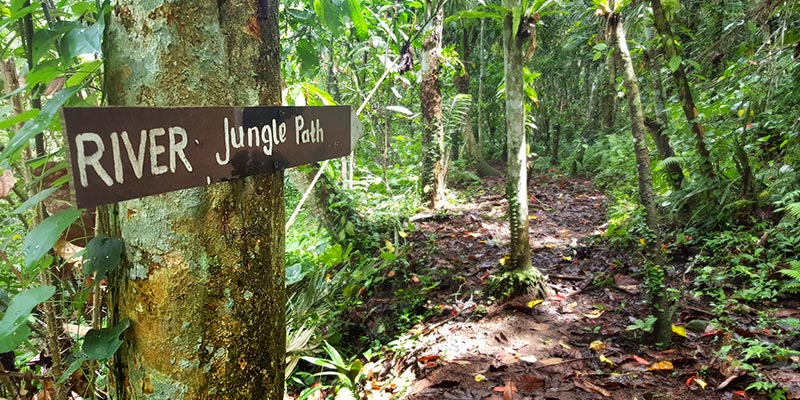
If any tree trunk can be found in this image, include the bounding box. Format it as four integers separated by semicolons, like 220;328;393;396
105;1;285;399
502;5;546;299
611;13;670;349
456;39;500;178
644;27;684;190
601;21;617;136
650;0;715;179
420;3;446;209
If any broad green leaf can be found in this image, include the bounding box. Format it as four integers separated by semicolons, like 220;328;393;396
0;109;39;131
23;208;83;269
0;286;56;352
512;4;522;40
1;86;81;166
61;19;104;60
668;55;681;72
82;235;124;282
26;60;63;88
296;39;321;77
302;83;336;105
12;187;58;215
66;59;103;87
83;319;129;360
346;0;368;40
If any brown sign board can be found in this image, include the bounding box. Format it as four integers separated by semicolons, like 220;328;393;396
61;106;352;208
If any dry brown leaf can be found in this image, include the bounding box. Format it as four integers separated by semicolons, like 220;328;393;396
573;378;611;397
613;273;640;294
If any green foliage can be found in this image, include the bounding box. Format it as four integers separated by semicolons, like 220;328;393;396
0;285;55;352
82;319;130;361
778;260;800;293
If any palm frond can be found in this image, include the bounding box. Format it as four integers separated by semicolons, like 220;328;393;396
443;93;472;140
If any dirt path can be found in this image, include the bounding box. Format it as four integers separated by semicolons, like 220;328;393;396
365;174;738;400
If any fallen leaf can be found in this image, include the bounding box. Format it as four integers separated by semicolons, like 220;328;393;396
559;340;572;349
519;355;538;364
647;360;674;371
632;355;650;365
672;325;688;338
411;274;420;283
574;379;611;397
398;230;408;238
417;354;440;363
474;374;487;382
589;340;606;351
613;273;640;294
581;309;605;319
694;377;707;389
536;358;565;368
599;354;614;366
527;299;544;308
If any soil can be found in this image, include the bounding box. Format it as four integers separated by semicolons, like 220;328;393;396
349;174;797;400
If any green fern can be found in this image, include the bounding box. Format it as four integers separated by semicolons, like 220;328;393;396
779;260;800;293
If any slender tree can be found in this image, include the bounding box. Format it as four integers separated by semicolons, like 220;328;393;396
603;3;671;347
105;1;284;398
650;0;715;179
500;0;547;299
420;1;447;209
644;25;684;190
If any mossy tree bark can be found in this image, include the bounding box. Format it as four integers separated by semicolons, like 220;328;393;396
104;1;285;399
420;3;446;209
502;5;546;299
609;13;671;348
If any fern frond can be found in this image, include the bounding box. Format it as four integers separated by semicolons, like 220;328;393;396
779;267;800;282
443;93;472;140
656;156;688;169
781;202;800;220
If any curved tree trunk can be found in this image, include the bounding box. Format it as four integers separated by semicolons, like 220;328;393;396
644;27;684;190
105;1;285;399
420;3;446;209
611;13;670;349
502;6;546;299
651;0;715;179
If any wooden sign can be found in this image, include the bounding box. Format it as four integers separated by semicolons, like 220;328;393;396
61;106;352;208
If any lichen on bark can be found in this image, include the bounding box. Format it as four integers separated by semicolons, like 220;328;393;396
104;1;285;399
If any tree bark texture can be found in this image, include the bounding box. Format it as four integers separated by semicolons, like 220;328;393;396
503;9;532;272
650;0;715;178
105;1;285;399
611;14;670;348
601;21;617;136
420;4;446;209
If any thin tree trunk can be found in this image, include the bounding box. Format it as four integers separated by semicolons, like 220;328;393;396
611;13;670;348
105;1;284;398
457;32;500;178
650;0;715;179
601;22;617;136
644;27;684;190
420;3;446;209
502;6;546;299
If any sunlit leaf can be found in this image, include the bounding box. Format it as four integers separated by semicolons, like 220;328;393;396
23;208;83;269
647;360;674;371
671;325;688;338
527;299;544;308
474;374;487;382
1;86;81;166
599;354;614;366
589;340;605;351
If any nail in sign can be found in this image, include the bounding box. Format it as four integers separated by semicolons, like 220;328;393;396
61;106;352;208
